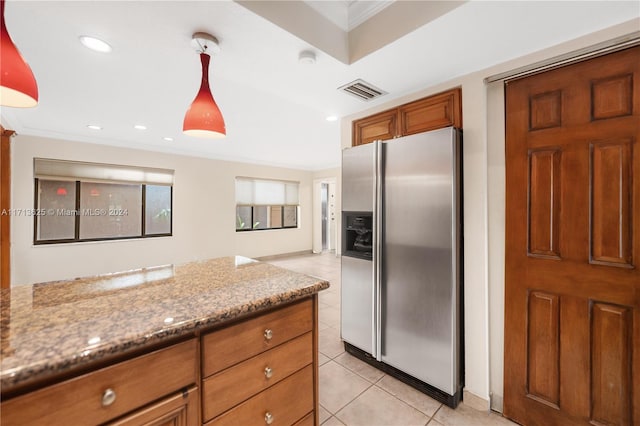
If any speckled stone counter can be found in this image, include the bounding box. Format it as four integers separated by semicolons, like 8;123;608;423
0;256;329;394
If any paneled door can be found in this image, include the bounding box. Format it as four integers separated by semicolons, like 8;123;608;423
504;46;639;425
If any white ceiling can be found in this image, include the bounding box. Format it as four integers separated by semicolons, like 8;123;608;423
1;1;637;170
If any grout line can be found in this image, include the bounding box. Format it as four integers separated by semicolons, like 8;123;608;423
333;380;375;422
428;404;444;424
331;352;384;385
372;380;438;420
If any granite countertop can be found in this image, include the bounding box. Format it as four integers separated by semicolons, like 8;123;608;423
0;256;329;393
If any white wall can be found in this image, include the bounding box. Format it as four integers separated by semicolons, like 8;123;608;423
11;135;314;285
340;19;639;411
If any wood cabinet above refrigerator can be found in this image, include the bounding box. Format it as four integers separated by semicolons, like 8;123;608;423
352;88;462;146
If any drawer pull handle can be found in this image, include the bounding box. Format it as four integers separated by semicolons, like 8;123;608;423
101;388;116;407
265;412;274;425
263;329;273;341
264;366;273;379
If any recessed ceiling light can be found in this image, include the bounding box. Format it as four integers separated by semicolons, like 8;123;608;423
326;115;338;122
87;125;102;130
79;35;112;53
134;124;147;130
163;137;174;142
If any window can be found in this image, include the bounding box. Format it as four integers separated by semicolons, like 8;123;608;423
34;158;173;244
235;178;299;231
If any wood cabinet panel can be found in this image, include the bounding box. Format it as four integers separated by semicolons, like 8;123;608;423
399;88;461;136
0;127;12;288
351;88;462;146
352;109;398;146
202;299;312;376
202;332;312;421
107;386;199;426
1;339;198;426
293;412;315;426
204;365;314;426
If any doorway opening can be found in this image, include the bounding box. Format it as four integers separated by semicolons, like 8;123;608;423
313;178;337;254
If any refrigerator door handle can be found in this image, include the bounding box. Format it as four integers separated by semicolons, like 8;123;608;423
374;140;383;361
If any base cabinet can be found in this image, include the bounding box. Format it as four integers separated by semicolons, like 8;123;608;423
0;297;319;426
201;299;317;425
0;340;198;426
108;386;199;426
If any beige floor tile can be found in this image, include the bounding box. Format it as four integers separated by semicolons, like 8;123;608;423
334;352;385;384
319;405;331;424
433;403;517;426
319;289;341;307
336;385;430;426
319;306;341;327
427;419;443;425
319;326;345;358
320;361;372;414
323;416;347;426
376;375;442;417
319;321;333;331
319;352;331;365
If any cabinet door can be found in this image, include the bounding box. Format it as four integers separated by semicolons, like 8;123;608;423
399;88;461;136
0;340;197;426
107;386;199;426
352;109;398;146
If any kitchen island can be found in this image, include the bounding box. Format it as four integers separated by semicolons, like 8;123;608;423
0;256;329;425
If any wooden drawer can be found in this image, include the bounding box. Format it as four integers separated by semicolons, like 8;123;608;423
204;365;314;426
202;299;312;376
293;412;315;426
1;339;197;426
202;332;312;421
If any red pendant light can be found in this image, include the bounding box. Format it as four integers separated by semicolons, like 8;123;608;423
0;0;38;108
183;33;226;139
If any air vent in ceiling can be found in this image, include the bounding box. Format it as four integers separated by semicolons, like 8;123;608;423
338;79;387;101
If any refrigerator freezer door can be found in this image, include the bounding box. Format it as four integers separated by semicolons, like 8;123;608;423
341;143;376;212
341;255;374;354
381;128;460;395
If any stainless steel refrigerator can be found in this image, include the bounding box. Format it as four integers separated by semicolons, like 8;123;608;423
341;127;463;407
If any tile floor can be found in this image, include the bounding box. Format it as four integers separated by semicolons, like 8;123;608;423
267;252;517;426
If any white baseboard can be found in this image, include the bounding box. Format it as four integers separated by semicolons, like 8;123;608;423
255;250;313;261
463;390;490;411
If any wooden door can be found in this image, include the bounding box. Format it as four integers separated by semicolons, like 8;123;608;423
504;46;639;425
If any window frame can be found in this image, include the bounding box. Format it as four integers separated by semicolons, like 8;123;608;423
33;178;173;245
235;177;300;232
235;204;299;232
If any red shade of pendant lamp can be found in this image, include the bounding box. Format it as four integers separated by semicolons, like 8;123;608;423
0;0;38;108
56;187;67;196
183;35;226;139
